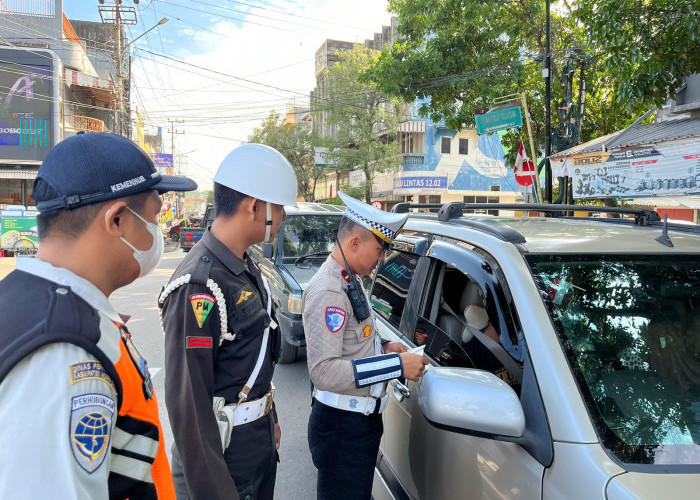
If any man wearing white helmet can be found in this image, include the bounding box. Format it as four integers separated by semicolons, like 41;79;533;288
159;144;297;500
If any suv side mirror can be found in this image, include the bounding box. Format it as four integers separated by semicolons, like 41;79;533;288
263;243;274;259
418;368;525;439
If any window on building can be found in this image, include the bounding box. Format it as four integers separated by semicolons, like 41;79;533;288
463;195;499;215
458;138;468;155
419;195;441;204
0;179;22;205
400;132;425;155
441;137;451;154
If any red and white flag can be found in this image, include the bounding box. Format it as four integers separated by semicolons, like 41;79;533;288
515;139;535;187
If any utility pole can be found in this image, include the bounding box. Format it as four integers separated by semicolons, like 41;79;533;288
168;118;185;217
115;6;121;135
544;0;552;203
168;118;185;173
98;1;137;137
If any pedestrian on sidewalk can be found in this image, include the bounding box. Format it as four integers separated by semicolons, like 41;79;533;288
0;132;197;499
159;144;297;500
303;192;429;500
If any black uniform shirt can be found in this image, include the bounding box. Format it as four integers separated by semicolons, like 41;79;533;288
160;229;280;499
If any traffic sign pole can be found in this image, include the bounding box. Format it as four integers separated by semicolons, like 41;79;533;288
521;93;544;203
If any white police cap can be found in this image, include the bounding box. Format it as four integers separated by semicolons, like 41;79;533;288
338;191;408;244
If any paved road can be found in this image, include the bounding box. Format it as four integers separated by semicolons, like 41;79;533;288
110;245;316;499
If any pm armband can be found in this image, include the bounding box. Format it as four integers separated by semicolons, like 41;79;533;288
352;353;403;388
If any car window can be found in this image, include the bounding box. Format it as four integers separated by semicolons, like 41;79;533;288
281;214;342;263
370;250;420;329
411;263;478;368
527;254;700;466
415;258;523;391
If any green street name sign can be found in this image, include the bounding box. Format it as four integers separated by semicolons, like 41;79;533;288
475;106;523;134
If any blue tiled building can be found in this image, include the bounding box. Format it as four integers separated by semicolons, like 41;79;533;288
384;101;521;210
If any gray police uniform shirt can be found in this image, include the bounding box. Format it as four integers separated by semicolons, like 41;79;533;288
303;255;380;397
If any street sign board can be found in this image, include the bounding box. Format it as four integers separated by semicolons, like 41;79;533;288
515;160;535;187
475;106;523;135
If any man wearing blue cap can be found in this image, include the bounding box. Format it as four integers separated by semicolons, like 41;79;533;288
303;192;429;500
0;132;197;500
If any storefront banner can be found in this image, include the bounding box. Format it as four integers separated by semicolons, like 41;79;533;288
349;169;366;187
570;143;700;199
394;176;448;192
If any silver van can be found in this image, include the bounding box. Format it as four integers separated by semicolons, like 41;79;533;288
370;204;700;500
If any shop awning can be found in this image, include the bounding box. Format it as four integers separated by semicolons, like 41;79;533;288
65;68;111;89
64;68;114;105
400;121;427;134
629;196;700;209
0;169;38;180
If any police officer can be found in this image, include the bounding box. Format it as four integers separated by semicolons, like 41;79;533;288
159;144;297;500
0;133;197;499
303;192;429;500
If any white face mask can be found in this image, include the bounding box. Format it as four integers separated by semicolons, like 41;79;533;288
120;207;164;277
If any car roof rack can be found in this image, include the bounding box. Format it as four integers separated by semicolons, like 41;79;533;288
392;202;662;226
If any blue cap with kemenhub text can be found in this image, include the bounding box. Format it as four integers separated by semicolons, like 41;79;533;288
34;132;197;214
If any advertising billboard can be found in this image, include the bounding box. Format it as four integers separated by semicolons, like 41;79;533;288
150;153;174;173
570;143;700;199
1;208;38;251
0;48;58;163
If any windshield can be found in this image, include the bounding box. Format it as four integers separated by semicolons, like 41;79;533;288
527;255;700;466
281;214;342;263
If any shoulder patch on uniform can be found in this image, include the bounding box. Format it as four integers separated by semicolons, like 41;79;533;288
325;306;347;333
187;336;213;349
70;393;114;473
236;290;253;305
70;361;114;390
363;325;372;337
190;293;216;328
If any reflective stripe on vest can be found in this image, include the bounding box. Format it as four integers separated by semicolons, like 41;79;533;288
108;329;176;500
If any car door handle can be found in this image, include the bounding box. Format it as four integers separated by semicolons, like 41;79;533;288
390;379;411;402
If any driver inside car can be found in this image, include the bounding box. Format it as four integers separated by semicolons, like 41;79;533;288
462;304;522;389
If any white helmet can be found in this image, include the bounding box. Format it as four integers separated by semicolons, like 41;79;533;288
213;143;298;206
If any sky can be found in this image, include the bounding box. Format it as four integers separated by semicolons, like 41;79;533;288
63;0;395;190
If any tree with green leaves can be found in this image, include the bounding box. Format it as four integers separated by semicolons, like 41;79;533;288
366;0;669;170
576;0;700;108
201;189;214;206
318;45;403;203
249;112;324;202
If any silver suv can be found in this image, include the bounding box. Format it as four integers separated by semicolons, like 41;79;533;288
370;203;700;500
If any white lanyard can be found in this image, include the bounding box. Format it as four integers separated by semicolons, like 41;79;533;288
237;276;274;403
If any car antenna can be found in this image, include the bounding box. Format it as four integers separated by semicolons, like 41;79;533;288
655;213;674;248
